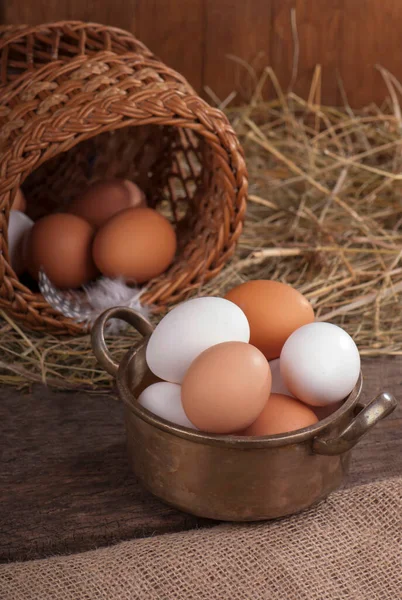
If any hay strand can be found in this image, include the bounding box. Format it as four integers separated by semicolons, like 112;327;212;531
1;67;402;390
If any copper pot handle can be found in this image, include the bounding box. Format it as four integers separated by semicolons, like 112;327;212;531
91;307;154;377
312;391;397;456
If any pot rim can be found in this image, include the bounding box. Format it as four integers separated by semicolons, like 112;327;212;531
117;338;363;448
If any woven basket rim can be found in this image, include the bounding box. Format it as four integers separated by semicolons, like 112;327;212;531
0;20;155;51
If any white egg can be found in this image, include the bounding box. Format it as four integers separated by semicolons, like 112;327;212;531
146;297;250;383
269;358;295;397
138;382;196;429
8;210;33;275
280;322;360;407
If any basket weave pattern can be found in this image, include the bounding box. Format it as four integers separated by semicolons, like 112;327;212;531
0;22;247;334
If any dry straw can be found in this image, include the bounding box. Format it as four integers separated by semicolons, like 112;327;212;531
1;64;402;391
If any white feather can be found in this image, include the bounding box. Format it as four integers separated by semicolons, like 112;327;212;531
39;270;150;333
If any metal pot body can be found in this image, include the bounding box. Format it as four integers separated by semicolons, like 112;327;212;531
125;404;352;520
92;307;397;521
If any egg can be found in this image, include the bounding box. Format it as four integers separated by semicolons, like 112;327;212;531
280;322;361;407
7;210;33;275
146;297;250;383
27;213;98;289
224;280;314;360
243;393;318;436
182;341;271;434
92;207;176;284
12;188;27;212
269;358;295;397
138;382;196;429
69;179;146;228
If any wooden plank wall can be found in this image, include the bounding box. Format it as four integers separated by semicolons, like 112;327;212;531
2;0;402;107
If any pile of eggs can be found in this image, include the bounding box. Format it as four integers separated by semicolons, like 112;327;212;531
140;280;361;436
8;180;177;288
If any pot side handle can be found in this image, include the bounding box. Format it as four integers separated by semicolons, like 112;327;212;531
312;391;397;456
91;307;154;377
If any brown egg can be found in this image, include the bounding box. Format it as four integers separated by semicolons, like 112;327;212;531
27;213;98;289
224;280;314;360
181;341;272;434
92;207;177;284
244;393;318;436
69;179;146;228
12;188;27;212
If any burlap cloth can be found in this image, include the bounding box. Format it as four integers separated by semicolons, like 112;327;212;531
1;476;401;599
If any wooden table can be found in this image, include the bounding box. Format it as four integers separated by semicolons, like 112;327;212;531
1;357;401;563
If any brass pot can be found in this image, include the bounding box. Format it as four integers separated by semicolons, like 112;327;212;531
92;307;397;521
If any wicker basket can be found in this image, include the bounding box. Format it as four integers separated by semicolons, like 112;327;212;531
0;21;247;334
